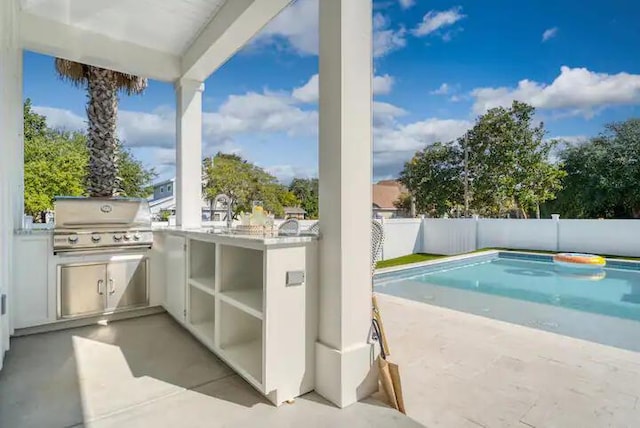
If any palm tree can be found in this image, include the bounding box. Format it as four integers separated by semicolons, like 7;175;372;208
54;59;147;197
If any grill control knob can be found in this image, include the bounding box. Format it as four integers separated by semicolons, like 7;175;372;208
124;234;132;241
91;234;101;243
68;235;79;244
133;232;141;241
113;233;123;242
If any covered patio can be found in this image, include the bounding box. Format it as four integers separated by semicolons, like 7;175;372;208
0;0;401;423
1;313;420;427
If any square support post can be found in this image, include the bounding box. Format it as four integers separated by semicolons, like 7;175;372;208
0;0;22;367
175;79;204;228
316;0;375;408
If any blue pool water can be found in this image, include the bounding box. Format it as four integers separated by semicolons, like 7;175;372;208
374;253;640;323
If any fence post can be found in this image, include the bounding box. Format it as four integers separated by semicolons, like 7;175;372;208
473;215;479;251
379;216;385;261
551;214;560;251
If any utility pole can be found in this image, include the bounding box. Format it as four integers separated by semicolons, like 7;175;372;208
464;133;470;218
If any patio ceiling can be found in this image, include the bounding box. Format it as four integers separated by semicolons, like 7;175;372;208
19;0;292;81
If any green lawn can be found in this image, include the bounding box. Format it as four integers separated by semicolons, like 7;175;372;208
376;248;640;269
376;253;447;269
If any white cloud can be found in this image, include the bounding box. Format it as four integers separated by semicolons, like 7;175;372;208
264;164;317;184
291;74;319;103
398;0;415;9
471;66;640;117
372;13;408;57
373;117;472;178
373;74;395;94
542;27;558;42
292;73;395;104
258;0;319;56
257;0;406;58
412;7;465;38
430;83;450;95
33;106;86;131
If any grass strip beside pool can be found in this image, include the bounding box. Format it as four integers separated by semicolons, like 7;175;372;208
376;253;446;269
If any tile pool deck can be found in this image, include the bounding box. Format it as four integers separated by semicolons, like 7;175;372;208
377;293;640;427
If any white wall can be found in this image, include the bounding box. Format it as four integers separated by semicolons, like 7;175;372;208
380;218;422;260
422;219;477;255
478;219;558;251
418;218;640;258
559;220;640;257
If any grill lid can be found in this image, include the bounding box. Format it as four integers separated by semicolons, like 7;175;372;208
54;197;152;230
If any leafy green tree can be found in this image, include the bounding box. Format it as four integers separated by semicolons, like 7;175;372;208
288;178;319;219
552;119;640;218
24;131;88;221
465;101;564;217
117;143;156;198
202;153;298;218
399;142;464;217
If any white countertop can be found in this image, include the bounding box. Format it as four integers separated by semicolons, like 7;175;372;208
155;226;318;247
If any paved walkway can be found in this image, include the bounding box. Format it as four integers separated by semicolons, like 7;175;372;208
377;293;640;427
0;313;422;428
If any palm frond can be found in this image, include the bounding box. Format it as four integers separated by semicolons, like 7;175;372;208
55;58;148;94
115;73;148;95
54;58;89;87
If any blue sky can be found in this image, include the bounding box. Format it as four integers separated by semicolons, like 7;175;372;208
24;0;640;183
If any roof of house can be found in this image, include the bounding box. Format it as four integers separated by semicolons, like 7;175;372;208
372;180;406;209
284;207;307;214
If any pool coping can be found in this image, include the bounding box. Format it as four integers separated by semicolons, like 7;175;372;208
374;250;640;276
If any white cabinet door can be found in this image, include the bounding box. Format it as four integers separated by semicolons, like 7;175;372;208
165;235;186;323
14;236;50;328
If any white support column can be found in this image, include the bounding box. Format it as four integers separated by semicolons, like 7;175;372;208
175;78;204;228
0;0;21;368
316;0;375;407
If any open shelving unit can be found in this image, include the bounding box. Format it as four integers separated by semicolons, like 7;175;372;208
188;284;215;347
218;300;263;385
188;239;216;294
179;234;317;405
218;245;264;320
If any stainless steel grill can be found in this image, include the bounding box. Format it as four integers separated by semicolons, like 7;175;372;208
53;197;153;254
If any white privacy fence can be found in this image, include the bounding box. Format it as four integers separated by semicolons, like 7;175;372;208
420;218;640;257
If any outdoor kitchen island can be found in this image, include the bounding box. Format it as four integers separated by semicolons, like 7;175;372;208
155;228;318;406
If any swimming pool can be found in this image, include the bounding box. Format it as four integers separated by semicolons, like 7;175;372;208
374;252;640;350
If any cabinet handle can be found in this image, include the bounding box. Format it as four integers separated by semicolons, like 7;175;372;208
108;278;115;295
97;279;104;295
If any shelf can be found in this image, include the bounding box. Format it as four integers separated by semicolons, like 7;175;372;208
190;320;215;347
219;300;263;385
220;339;262;386
189;239;216;286
189;277;215;296
219;245;263;295
219;289;263;320
189;285;215;346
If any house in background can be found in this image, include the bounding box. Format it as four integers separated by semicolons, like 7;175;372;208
372;180;410;219
148;178;227;221
284;206;306;220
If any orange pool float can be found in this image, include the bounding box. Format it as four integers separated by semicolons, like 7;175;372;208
553;253;606;269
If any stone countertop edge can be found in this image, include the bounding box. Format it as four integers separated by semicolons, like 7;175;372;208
14;228;54;235
155;226;319;246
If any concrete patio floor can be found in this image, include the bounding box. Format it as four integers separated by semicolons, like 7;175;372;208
377;293;640;428
0;313;422;428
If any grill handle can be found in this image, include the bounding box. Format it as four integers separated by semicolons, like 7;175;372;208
97;279;104;295
108;278;115;295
